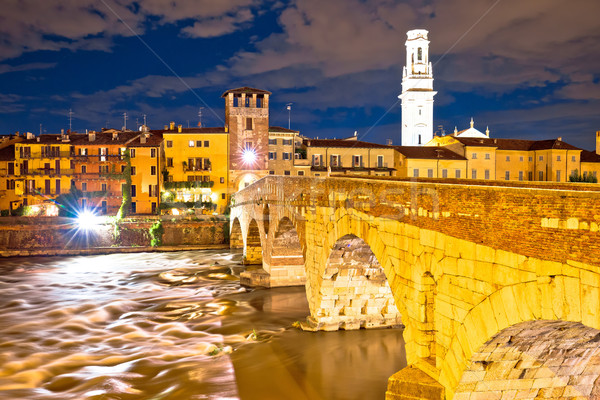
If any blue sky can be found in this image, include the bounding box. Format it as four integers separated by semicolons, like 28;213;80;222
1;0;599;149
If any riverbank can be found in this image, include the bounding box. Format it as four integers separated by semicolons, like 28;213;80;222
0;215;230;257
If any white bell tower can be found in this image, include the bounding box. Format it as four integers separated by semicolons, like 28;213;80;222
399;29;437;146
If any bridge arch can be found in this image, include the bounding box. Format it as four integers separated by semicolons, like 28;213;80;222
243;218;263;265
263;216;307;287
230;217;243;249
441;278;600;399
305;233;402;331
455;320;600;399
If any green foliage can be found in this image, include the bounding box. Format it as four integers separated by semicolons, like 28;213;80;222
159;201;213;210
117;149;132;220
161;169;170;182
0;210;9;217
569;169;598;183
149;220;164;247
163;180;214;190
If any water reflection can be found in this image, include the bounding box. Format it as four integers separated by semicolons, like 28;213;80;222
0;250;406;399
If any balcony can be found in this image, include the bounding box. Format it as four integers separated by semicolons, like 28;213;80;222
73;172;125;180
184;165;211;172
17;151;73;159
18;168;75;177
72;154;126;163
164;181;214;190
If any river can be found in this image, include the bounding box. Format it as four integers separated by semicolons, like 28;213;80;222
0;250;407;399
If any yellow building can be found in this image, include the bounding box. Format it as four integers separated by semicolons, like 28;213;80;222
267;126;300;176
14;133;75;210
394;146;467;178
128;131;163;215
303;138;398;177
158;123;229;214
0;144;20;214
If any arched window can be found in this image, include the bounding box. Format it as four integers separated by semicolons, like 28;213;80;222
417;47;422;61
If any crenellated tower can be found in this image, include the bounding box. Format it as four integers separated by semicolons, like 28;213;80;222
399;29;437;146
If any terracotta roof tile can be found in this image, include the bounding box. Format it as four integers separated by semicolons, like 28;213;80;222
304;138;390;149
394;146;467;160
581;150;600;163
151;127;226;134
269;126;299;133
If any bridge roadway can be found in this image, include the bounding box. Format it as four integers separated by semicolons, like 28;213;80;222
230;175;600;399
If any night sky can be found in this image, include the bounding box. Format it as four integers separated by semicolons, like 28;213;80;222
1;0;599;149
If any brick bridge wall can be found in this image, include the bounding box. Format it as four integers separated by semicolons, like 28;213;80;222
230;176;600;399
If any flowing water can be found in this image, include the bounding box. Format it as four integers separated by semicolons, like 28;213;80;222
0;250;407;399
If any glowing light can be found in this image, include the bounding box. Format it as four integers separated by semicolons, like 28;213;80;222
171;208;180;216
210;192;218;203
46;205;59;216
76;209;100;230
242;148;257;165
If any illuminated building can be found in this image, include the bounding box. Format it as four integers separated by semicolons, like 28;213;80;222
157;122;229;214
13;132;76;209
71;130;139;215
127;130;164;215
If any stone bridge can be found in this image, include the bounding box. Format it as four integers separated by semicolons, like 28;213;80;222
229;175;600;399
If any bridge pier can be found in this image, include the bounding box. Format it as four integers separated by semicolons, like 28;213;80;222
386;365;445;400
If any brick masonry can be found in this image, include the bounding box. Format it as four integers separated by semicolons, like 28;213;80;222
231;176;600;399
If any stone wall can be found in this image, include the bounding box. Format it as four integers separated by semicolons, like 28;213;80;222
0;216;228;255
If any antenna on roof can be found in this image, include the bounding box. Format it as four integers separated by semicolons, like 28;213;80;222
123;112;128;130
68;108;74;132
286;103;293;130
198;107;204;128
143;114;147;126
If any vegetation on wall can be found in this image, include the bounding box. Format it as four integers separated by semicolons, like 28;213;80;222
569;169;598;183
117;150;132;220
149;220;164;247
164;181;214;190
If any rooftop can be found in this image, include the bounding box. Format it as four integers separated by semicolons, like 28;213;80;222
221;86;272;97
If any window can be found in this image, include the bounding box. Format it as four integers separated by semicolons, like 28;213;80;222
442;169;448;178
284;171;291;176
256;95;264;108
81;198;86;208
472;153;477;159
519;171;523;181
269;152;277;160
571;169;577;177
377;155;384;168
149;185;158;197
539;171;544;181
269;170;275;175
101;183;107;191
528;172;533;180
330;155;340;167
127;148;133;158
100;147;109;161
485;153;490;160
7;162;14;175
82;182;87;192
269;138;277;145
485;170;490;180
131;202;136;213
353;155;362;168
520;156;524;162
428;169;433;178
151;148;156;158
413;169;419;178
298;171;305;176
557;155;561;161
472;169;477;179
151;166;156;175
151;202;157;214
167;140;173;148
131;167;136;176
572;156;576;162
99;165;109;174
246;118;252;130
455;170;461;179
221;193;226;200
81;165;87;173
196;140;202;147
283;152;292;160
204;140;209;147
529;156;533;162
188;140;195;147
539;156;543;161
55;180;60;194
167;158;173;167
506;156;510;162
505;171;510;180
131;185;137;197
417;47;422;61
282;139;293;146
312;155;322;166
556;170;561;182
245;96;251;107
121;165;126;173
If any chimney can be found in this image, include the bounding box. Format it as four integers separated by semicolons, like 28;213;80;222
112;132;118;140
26;132;34;140
596;131;600;155
140;134;147;144
557;136;562;141
170;121;175;130
486;126;490;137
164;125;168;130
386;139;393;146
178;125;182;133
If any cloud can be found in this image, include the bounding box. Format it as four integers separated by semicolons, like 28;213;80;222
0;0;261;61
0;62;58;75
180;8;255;38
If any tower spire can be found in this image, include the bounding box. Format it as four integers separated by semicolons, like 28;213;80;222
399;29;437;146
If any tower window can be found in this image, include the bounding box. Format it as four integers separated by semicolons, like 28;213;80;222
418;134;422;145
246;118;252;130
257;95;264;108
245;96;251;107
418;47;422;61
